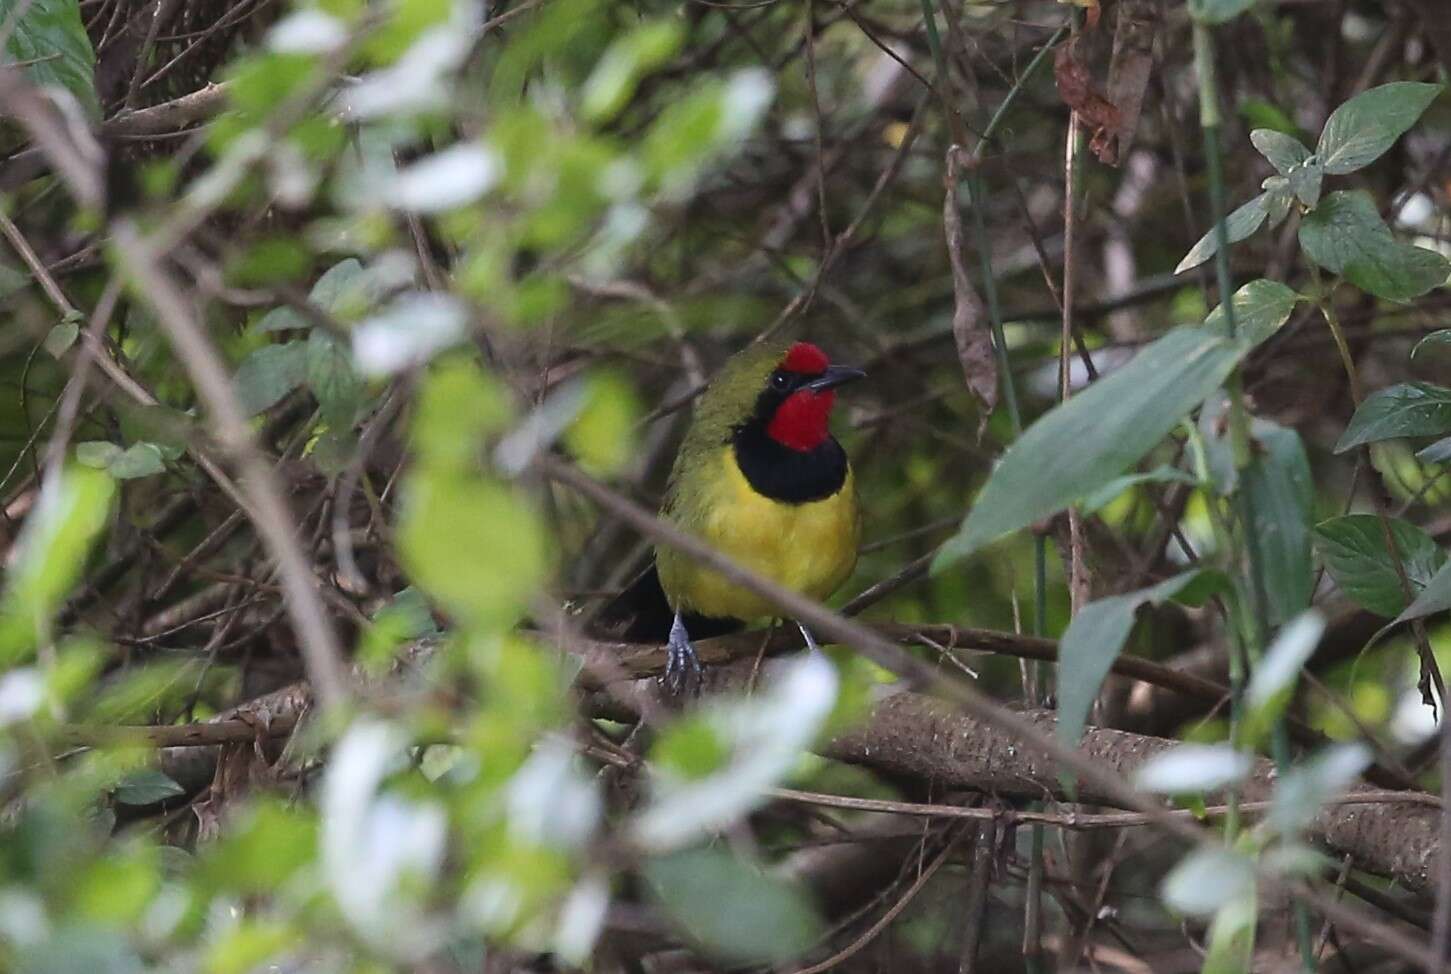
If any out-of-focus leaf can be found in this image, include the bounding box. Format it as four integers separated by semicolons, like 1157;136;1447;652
1079;465;1197;514
1313;515;1444;617
1246;610;1325;713
113;769;185;805
44;316;82;358
1335;382;1451;453
1175;193;1269;274
389;143;500;213
75;442;122;469
1186;0;1255;24
198;799;317;894
564;371;641;476
1268;744;1371;836
581;19;683;123
2;0;99;117
1202;278;1300;348
1135;744;1252;793
234;341;308;416
17;926;144;974
1243;423;1313;626
1316;82;1443;175
1299;191;1449;301
399;471;547;631
107;443;166;480
0;466;115;662
203;919;300;974
352;292;468;376
1161;847;1255;917
645;847;823;965
1412;330;1451;359
1201;894;1257;974
1057;570;1229;747
936;327;1247;566
634;652;838;850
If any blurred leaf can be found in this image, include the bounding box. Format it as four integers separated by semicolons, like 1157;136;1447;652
1316;82;1443;175
1412;330;1451;359
650;717;730;780
634;653;838;850
1299;191;1449;301
1313;515;1444;616
1243;423;1313;626
234;341;308;416
352;293;468;376
116;403;194;459
1056;570;1229;747
113;769;184;805
645;847;823;965
564;371;641;477
0;466;115;663
1175;193;1269;275
357;587;438;675
1335;382;1451;452
1135;744;1252;793
17;926;144;974
937;327;1246;566
71;845;160;924
204;919;301;974
644;69;775;198
1250;128;1311;175
44;317;81;358
581;19;683;124
85;661;195;722
2;0;99;117
1202;278;1299;347
1201;894;1257;974
1246;611;1325;713
199;799;317;894
1161;847;1255;917
1268;744;1371;836
390;143;500;213
226;236;311;287
306;329;364;431
399;472;547;630
412;354;512;469
107;443;166;480
75;442;122;469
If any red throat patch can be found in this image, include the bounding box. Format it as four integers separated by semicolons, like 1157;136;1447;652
767;389;836;452
783;341;830;374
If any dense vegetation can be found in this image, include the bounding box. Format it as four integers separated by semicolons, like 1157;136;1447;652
1;0;1450;970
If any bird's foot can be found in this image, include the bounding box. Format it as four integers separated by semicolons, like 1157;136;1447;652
797;622;822;655
662;611;703;696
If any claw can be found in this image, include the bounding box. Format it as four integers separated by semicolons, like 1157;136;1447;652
662;611;703;696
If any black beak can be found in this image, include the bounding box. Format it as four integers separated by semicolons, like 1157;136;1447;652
805;365;866;392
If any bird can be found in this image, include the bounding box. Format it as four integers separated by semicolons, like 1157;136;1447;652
595;339;865;692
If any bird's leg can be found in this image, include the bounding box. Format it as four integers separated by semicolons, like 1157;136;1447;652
797;622;823;655
663;610;703;696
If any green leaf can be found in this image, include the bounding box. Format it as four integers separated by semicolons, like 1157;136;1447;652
1262;178;1295;227
1313;515;1445;617
1334;382;1451;453
44;318;81;358
1175;193;1270;275
1250;128;1311;175
1079;465;1198;514
935;327;1247;566
398;471;548;631
1316;82;1443;175
1243;423;1313;626
1299;190;1449;301
1057;570;1229;747
113;769;185;805
1246;610;1326;713
234;342;308;416
305;330;363;432
1418;436;1451;464
1201;895;1257;974
1412;330;1451;359
2;0;99;118
1202;278;1300;347
1395;556;1451;627
1288;160;1322;209
107;443;166;480
1187;0;1256;24
581;19;684;124
0;465;115;663
645;847;823;965
75;441;122;469
254;257;380;332
1267;744;1370;836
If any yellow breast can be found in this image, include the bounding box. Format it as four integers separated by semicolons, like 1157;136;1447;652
657;446;860;622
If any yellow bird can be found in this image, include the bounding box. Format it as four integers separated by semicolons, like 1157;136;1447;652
598;340;864;691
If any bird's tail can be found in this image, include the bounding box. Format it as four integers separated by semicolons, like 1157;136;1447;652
590;562;746;644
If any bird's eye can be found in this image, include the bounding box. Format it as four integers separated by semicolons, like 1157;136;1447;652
771;373;791;391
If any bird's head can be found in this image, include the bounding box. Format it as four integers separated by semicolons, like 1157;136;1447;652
744;341;866;452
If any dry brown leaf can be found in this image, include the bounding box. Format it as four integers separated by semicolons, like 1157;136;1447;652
1054;42;1123;164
